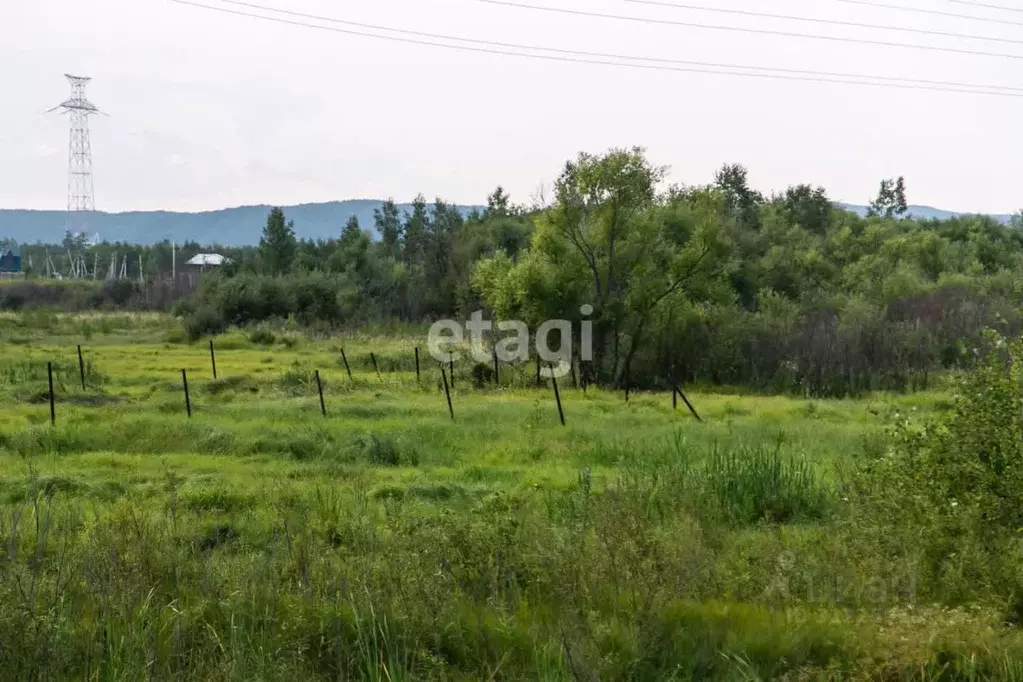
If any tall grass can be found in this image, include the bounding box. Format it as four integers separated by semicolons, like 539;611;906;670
1;312;1022;679
704;439;830;525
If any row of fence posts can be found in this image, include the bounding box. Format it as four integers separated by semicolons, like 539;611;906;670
43;342;700;426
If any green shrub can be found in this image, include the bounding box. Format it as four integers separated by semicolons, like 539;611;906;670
164;327;188;344
99;279;137;306
471;362;495;388
248;326;277;345
291;272;341;325
171;298;197;318
187;273;342;329
183;306;226;342
211;332;250;350
876;332;1023;532
844;330;1023;610
0;279;187;312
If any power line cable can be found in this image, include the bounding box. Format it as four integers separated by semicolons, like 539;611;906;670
168;0;1023;97
948;0;1023;13
627;0;1023;46
834;0;1023;28
480;0;1023;62
216;0;1023;91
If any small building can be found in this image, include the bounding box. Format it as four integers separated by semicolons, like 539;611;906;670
185;253;232;271
0;245;21;273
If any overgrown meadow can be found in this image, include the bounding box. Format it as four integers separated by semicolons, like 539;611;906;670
2;312;1023;680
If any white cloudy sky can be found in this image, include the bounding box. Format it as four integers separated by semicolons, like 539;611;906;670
2;0;1022;213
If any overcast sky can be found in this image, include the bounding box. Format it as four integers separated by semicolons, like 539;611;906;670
3;0;1022;214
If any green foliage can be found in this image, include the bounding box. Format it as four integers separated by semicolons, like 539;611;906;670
470;362;494;389
0;358;100;387
925;334;1023;533
374;198;403;260
715;162;763;231
247;325;277;346
170;297;197;318
609;432;831;527
869;176;909;219
189;272;341;330
476;147;733;388
402;194;430;268
11;148;1023;400
182;305;226;342
703;440;830;525
0;279;156;312
346;433;416;467
844;331;1023;612
6;318;1023;677
485;185;512;218
260;207;298;275
777;184;832;234
290;271;342;325
333;215;370;275
896;332;1023;530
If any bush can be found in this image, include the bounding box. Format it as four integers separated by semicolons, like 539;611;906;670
876;330;1023;539
248;326;277;346
99;279;137;307
182;273;343;332
0;279;186;313
0;284;28;311
471;362;495;389
844;330;1023;610
171;298;197;318
291;272;341;325
220;276;289;324
183;306;227;342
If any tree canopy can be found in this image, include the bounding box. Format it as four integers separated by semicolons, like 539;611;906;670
10;148;1023;397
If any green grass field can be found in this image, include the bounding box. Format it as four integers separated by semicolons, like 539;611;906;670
2;312;1023;681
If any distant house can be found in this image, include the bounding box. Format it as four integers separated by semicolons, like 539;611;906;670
0;245;21;273
184;253;232;271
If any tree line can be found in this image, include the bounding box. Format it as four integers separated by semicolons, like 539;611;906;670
5;147;1023;396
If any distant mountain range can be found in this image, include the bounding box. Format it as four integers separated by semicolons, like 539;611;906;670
0;201;483;247
839;203;1016;224
0;200;1014;246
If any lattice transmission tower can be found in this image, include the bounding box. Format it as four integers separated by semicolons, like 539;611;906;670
48;74;103;214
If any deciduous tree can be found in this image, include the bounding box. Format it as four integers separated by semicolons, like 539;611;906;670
475;147;732;386
374;199;403;260
868;176;908;219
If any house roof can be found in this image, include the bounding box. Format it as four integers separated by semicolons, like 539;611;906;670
1;246;20;258
185;253;231;266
